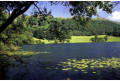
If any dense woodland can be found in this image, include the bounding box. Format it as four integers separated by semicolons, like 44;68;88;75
0;1;116;50
0;10;120;51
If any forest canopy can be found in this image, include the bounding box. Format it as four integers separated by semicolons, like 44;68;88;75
0;1;119;50
0;1;113;33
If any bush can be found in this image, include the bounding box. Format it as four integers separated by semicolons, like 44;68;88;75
61;40;65;43
66;39;70;43
96;37;105;42
34;40;42;44
8;44;20;51
0;42;9;51
91;35;106;42
54;39;59;44
41;42;45;44
104;35;108;42
91;38;95;42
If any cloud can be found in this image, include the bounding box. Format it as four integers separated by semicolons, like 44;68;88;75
96;7;120;22
107;11;120;22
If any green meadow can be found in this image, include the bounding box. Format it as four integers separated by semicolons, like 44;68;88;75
33;35;120;44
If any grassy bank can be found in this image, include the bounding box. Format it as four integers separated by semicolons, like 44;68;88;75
33;35;120;44
70;35;120;43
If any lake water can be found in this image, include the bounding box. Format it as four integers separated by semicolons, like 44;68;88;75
5;42;120;80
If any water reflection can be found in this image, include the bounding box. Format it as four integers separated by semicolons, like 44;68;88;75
4;42;120;80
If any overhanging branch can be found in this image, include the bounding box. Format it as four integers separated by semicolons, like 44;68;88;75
0;1;34;33
33;3;41;14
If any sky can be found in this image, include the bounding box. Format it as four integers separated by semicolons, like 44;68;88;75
25;1;120;22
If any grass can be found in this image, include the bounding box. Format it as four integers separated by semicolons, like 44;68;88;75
32;37;54;44
33;35;120;44
107;36;120;42
70;36;94;43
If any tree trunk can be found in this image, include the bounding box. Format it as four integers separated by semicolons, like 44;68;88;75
0;15;17;33
0;2;34;34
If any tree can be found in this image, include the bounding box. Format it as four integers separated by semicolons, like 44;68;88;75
48;19;71;42
0;1;113;34
0;1;34;33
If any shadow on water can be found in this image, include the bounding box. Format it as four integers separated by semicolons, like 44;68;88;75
4;55;120;80
2;42;120;80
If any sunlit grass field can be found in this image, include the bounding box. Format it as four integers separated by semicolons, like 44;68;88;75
107;36;120;42
33;35;120;44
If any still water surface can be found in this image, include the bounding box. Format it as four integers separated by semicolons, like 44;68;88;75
6;42;120;80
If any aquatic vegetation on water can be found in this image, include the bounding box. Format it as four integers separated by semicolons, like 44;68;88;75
56;57;120;74
0;51;50;66
0;51;49;56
